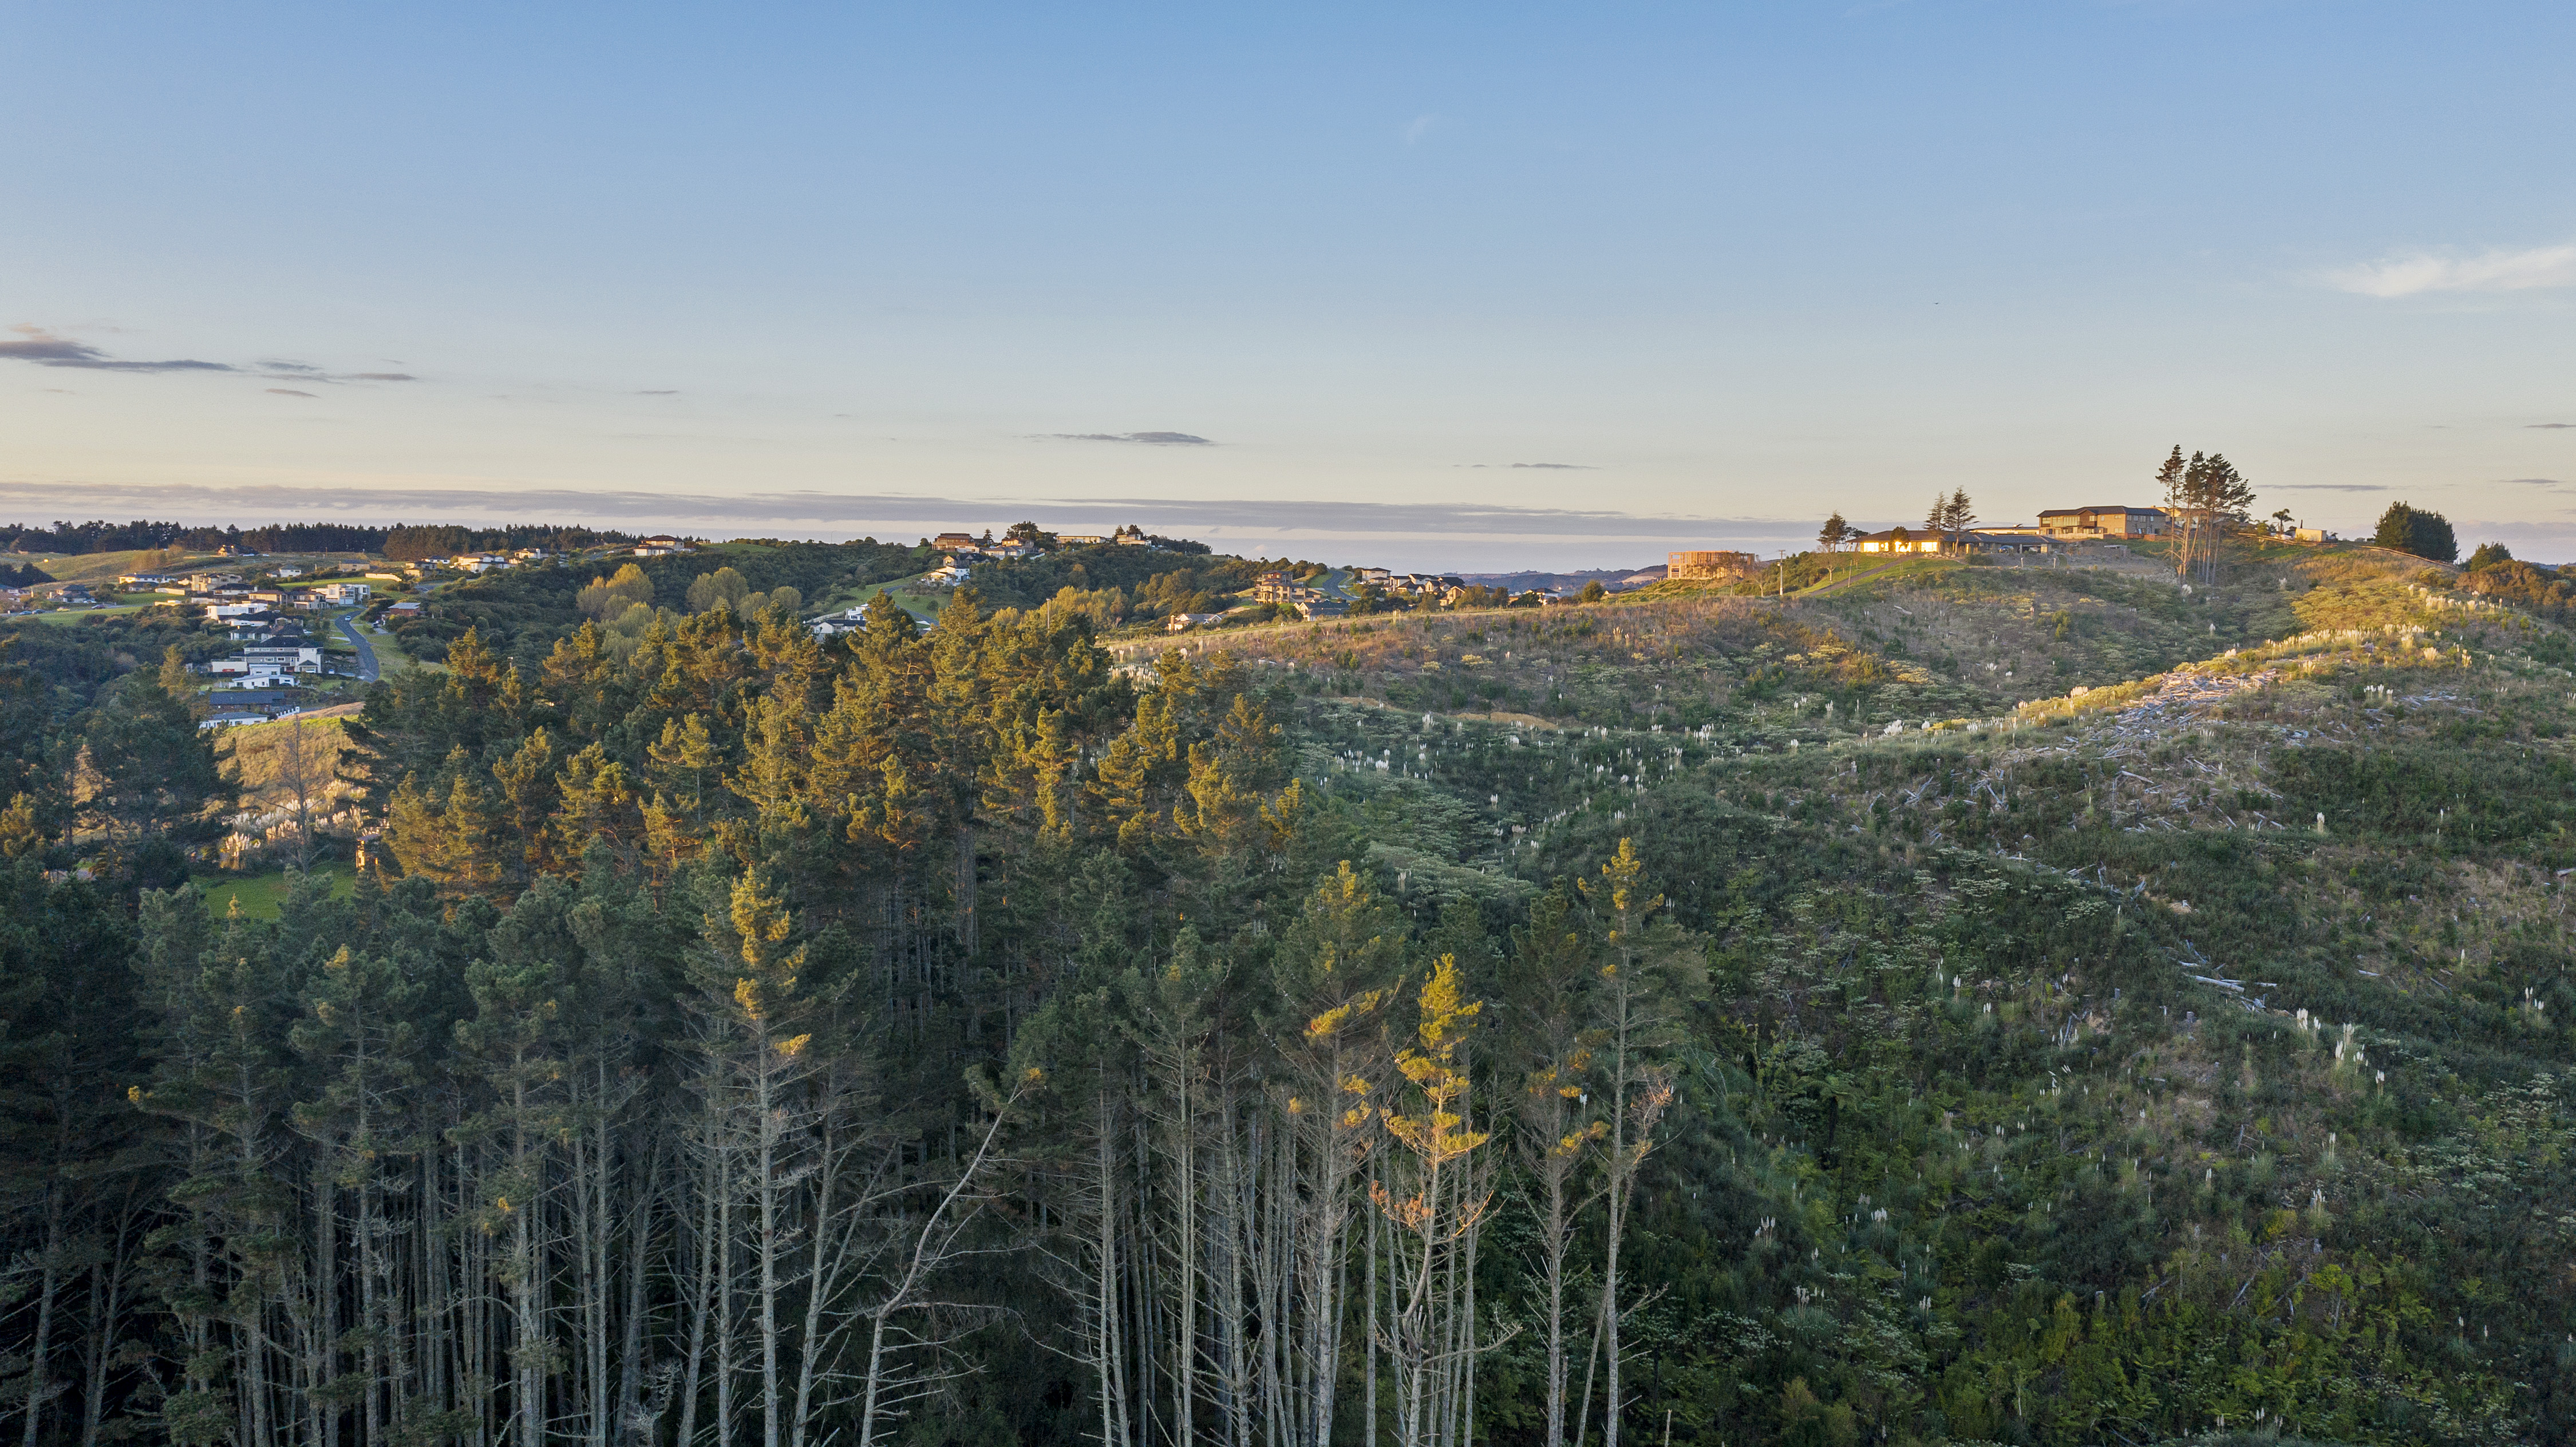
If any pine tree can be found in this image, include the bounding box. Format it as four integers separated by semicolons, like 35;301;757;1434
1575;840;1705;1447
1503;886;1606;1447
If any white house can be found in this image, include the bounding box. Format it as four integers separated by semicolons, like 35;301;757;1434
211;644;323;676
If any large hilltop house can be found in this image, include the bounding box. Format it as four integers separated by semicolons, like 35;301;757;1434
1668;550;1760;580
1848;527;2053;556
2038;505;2167;540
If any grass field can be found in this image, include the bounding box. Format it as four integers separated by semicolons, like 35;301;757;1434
816;573;939;623
357;614;427;675
17;603;151;625
13;549;161;584
197;865;357;919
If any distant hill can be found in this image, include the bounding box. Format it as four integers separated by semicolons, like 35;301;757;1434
1456;564;1666;592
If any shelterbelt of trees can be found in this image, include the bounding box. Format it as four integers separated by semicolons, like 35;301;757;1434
3;532;2575;1447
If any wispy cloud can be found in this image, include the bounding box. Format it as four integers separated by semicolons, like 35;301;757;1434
266;389;318;398
1042;431;1215;446
1;325;230;373
2504;477;2568;488
2269;483;2388;492
2530;422;2575;429
1;325;421;382
635;389;679;396
2326;242;2576;298
1403;113;1440;146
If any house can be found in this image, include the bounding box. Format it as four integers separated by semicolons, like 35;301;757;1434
1295;598;1349;620
2294;527;2332;543
387;600;424;616
1167;612;1228;632
1384;573;1467;595
1351;567;1392;584
1952;529;2053;554
931;532;982;552
1057;533;1109;546
1849;529;1944;555
924;562;973;586
2038;506;2168;540
638;536;693;554
203;602;270;620
1668;550;1760;580
118;572;179;588
317;582;372;605
274;565;305;578
211;644;324;677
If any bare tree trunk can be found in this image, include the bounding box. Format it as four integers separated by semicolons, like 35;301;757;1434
715;1153;738;1447
316;1159;342;1447
1095;1092;1133;1447
615;1139;657;1445
79;1197;139;1447
511;1094;544;1447
675;1140;720;1447
1363;1184;1378;1447
855;1088;1021;1447
21;1181;66;1447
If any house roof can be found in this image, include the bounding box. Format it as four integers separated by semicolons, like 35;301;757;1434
2038;505;2166;517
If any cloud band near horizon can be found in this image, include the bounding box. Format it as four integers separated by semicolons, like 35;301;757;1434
2328;242;2576;298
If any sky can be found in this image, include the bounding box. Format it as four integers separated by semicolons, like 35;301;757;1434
5;2;2574;570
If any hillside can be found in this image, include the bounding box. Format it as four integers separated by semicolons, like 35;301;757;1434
4;534;2572;1447
1163;539;2575;1443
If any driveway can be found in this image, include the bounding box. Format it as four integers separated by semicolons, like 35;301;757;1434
335;612;380;682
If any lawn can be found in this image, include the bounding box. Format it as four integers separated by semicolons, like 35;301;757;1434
357;615;426;675
819;574;940;623
19;604;151;625
197;865;358;919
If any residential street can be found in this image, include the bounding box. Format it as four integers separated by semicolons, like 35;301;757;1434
335;611;380;682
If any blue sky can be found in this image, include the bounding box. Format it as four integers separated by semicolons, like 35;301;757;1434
6;2;2574;568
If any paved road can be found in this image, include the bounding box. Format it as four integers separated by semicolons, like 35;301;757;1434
335;612;380;682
